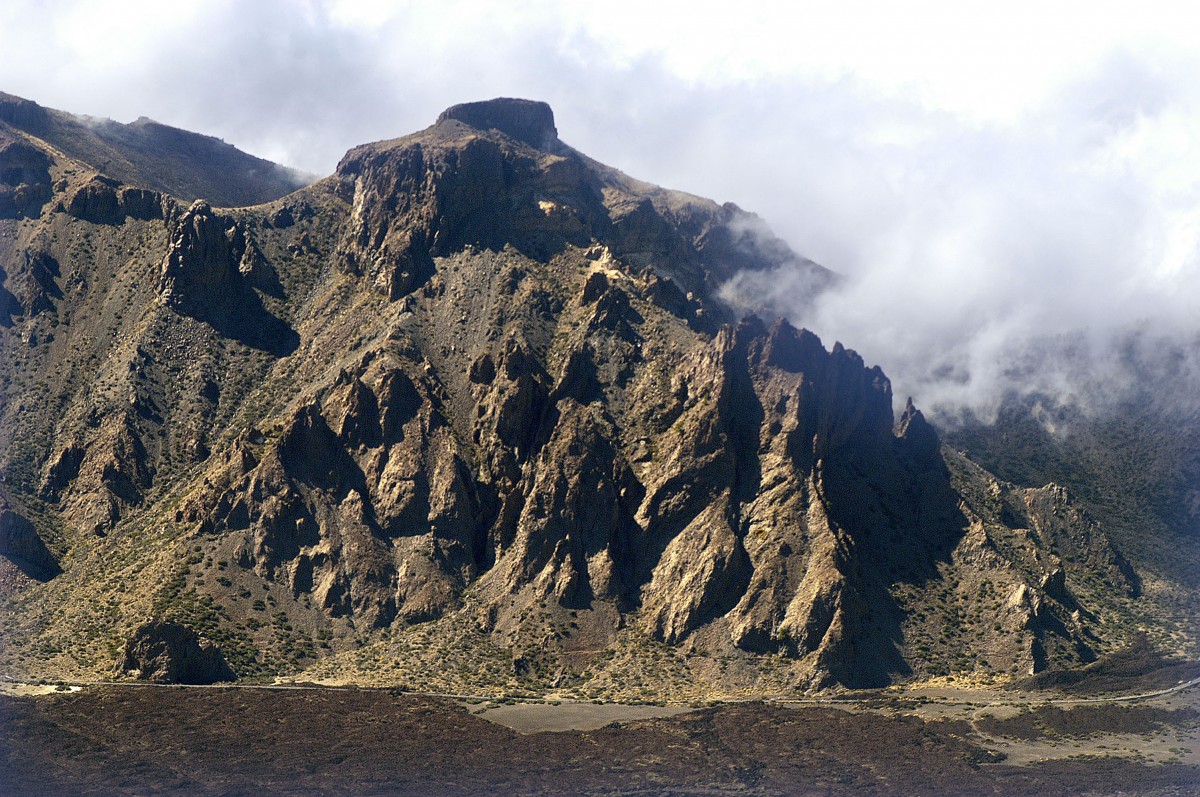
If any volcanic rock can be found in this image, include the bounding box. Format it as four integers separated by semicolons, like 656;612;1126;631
115;620;236;684
0;91;307;205
0;132;51;218
0;96;1160;694
436;98;559;150
159;200;249;308
0;92;50;130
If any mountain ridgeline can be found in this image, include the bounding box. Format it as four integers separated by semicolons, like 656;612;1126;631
0;97;1168;696
0;91;308;208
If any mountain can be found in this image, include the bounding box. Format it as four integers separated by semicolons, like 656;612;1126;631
943;381;1200;651
0;97;1176;697
0;91;309;208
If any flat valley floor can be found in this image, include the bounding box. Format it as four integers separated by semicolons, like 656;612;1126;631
2;679;1198;796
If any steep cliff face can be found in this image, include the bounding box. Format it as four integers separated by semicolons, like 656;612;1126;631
0;98;1157;694
0;130;52;219
0;492;59;583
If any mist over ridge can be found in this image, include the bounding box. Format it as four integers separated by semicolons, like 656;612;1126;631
721;52;1200;421
3;2;1198;420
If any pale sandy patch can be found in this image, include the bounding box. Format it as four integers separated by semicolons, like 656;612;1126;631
473;700;692;733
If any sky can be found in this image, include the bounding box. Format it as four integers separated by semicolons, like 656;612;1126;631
2;0;1198;419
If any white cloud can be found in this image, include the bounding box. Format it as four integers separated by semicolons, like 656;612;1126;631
720;50;1200;415
2;0;1199;416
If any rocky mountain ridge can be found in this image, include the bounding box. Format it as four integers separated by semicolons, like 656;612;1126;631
0;97;1175;696
0;91;308;207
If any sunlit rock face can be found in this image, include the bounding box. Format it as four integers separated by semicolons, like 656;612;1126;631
0;97;1143;691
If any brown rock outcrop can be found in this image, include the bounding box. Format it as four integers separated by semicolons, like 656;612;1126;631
3;248;61;317
0;92;49;130
115;620;236;684
436;98;559;150
159;200;249;307
63;176;124;224
40;414;150;535
0;133;51;218
176;127;1126;684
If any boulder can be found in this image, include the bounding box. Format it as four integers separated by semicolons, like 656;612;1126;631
436;98;558;149
0;501;59;580
63;177;123;224
0;134;52;218
115;620;236;684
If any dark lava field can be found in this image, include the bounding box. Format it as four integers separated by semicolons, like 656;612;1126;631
3;684;1198;796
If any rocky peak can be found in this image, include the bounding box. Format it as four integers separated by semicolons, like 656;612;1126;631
0;132;52;219
158;199;263;307
0;92;48;131
115;620;236;684
895;396;942;470
436;98;558;150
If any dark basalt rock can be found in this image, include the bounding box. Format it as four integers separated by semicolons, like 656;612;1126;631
115;620;236;684
0;92;49;131
63;176;123;224
159;200;246;305
0;134;51;218
896;396;942;471
0;501;59;581
436;98;558;150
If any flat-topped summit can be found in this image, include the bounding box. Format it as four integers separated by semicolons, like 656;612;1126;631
436;98;558;149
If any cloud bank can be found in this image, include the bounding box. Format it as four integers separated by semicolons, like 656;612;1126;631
1;0;1197;418
723;50;1200;417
